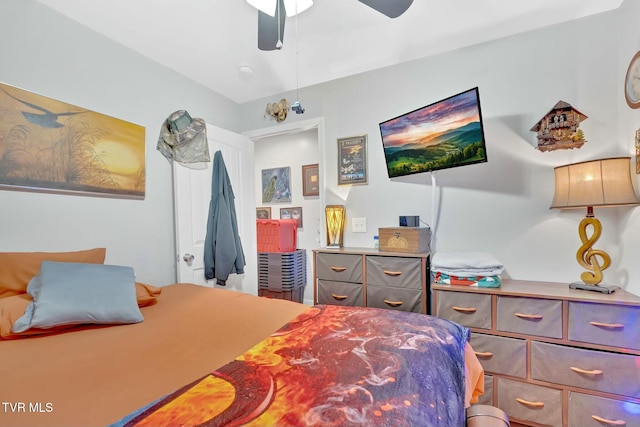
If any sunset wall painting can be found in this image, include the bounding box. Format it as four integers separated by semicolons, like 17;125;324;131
0;82;145;199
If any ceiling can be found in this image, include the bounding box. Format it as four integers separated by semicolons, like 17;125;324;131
37;0;623;104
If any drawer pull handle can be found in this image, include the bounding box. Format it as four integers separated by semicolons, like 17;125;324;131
590;321;624;329
570;366;603;375
474;351;493;358
383;270;403;276
331;293;348;301
452;306;477;313
591;415;626;426
515;398;544;408
514;312;543;320
330;266;347;272
383;299;403;307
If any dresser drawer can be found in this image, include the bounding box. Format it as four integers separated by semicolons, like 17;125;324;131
476;375;494;406
497;296;562;339
470;333;526;378
568;301;640;351
366;285;422;313
366;256;422;289
496;377;562;427
531;341;640;398
568;392;640;427
317;280;364;306
436;291;492;329
316;253;363;283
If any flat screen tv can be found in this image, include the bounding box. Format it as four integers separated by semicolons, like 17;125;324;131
379;87;488;178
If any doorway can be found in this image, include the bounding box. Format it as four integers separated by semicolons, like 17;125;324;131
244;117;324;304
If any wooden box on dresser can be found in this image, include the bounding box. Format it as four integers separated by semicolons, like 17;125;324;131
312;247;430;314
432;279;640;427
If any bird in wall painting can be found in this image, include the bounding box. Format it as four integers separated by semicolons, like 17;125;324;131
1;86;83;128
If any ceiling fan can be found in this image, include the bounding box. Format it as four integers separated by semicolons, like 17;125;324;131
247;0;414;51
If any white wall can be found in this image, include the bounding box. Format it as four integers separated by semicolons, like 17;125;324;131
240;7;640;295
254;129;320;303
3;1;639;296
0;0;240;285
617;0;640;293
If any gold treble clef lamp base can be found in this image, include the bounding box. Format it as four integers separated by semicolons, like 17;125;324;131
569;207;617;294
550;157;640;294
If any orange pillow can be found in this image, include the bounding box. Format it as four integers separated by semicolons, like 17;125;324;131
0;248;106;299
135;282;163;307
0;294;33;338
0;283;162;339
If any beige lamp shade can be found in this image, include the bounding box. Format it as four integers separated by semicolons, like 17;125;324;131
550;157;640;210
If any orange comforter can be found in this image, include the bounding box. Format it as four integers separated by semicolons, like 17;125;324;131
0;284;482;427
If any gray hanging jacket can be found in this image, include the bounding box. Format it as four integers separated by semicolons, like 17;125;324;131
203;150;245;285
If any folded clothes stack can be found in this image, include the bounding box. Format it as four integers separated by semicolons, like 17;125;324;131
431;252;504;288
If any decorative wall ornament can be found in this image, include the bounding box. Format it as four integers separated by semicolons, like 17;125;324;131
302;163;319;196
256;207;271;219
625;50;640;109
265;99;290;123
338;134;368;185
530;101;587;152
280;206;303;228
261;166;291;203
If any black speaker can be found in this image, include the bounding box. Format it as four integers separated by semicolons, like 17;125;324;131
399;216;419;227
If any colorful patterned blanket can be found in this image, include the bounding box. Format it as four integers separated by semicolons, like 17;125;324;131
115;305;470;427
434;271;502;288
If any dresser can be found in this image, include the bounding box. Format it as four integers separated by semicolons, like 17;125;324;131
313;247;430;314
431;280;640;427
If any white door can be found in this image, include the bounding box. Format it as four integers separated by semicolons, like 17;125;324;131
173;124;256;294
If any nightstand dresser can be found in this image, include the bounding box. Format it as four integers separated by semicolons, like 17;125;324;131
432;279;640;427
313;247;430;314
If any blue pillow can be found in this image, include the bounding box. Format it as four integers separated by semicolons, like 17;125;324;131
12;261;143;333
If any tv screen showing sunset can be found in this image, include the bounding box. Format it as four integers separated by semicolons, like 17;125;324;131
380;87;487;178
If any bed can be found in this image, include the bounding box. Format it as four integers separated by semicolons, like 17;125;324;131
0;250;484;427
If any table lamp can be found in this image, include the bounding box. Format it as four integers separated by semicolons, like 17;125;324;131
550;157;640;293
325;205;346;248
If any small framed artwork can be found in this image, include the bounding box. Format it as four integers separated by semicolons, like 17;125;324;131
256;207;271;219
261;166;291;203
338;134;368;185
302;163;319;196
280;207;303;228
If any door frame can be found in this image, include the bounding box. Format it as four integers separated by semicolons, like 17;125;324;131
173;124;255;290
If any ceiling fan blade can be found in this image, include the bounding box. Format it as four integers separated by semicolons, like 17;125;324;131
258;0;286;50
357;0;413;18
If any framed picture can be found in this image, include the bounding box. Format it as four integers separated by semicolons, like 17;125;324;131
0;82;146;199
302;163;319;196
280;207;303;228
338;134;368;185
256;207;271;219
261;166;291;203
